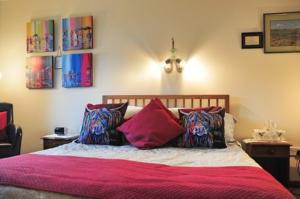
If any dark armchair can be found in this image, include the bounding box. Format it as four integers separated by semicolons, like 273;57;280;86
0;103;22;158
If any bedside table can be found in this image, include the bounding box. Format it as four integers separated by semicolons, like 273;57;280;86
242;139;291;187
42;134;79;150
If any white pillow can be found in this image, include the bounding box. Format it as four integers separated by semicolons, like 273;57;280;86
224;113;236;143
168;107;180;119
124;106;143;119
125;106;179;119
124;106;236;143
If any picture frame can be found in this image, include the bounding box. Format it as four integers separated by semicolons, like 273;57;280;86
264;12;300;53
241;32;263;49
62;53;93;88
26;19;54;53
62;16;93;51
26;56;54;89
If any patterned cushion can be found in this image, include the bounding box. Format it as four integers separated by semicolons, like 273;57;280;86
87;102;128;118
178;107;236;143
78;105;126;145
177;109;226;148
178;106;223;118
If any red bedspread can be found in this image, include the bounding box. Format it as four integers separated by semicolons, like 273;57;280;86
0;154;294;199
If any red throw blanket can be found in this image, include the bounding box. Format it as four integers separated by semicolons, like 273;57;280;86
0;154;294;199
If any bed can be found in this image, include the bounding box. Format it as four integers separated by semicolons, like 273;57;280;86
0;95;294;199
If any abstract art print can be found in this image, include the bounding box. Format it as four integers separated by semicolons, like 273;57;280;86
26;20;54;53
62;16;93;51
26;56;53;89
264;12;300;53
62;53;92;88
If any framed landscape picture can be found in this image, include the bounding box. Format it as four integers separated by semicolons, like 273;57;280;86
264;12;300;53
62;53;92;88
26;19;54;53
26;56;53;89
241;32;263;49
62;16;93;51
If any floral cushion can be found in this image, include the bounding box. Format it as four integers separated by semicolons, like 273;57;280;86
177;109;226;148
78;106;124;145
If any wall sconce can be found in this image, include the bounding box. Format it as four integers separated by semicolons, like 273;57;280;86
164;38;183;73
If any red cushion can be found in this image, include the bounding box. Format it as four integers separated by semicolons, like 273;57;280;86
117;99;185;149
153;98;179;122
0;112;7;141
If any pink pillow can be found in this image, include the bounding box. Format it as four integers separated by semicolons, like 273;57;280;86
0;112;7;141
153;98;179;122
117;99;185;149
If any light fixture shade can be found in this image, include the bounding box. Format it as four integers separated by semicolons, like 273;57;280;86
164;58;183;73
164;38;183;73
164;59;173;73
175;59;183;73
165;59;171;65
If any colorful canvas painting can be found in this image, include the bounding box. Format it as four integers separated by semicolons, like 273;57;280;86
26;56;53;89
62;16;93;51
26;20;54;53
62;53;92;88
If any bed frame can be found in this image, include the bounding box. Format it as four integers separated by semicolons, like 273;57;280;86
102;95;230;113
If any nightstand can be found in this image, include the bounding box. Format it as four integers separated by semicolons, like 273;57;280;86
242;139;291;187
42;134;79;150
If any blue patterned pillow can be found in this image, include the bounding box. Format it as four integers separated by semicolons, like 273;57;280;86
177;109;226;148
78;107;124;145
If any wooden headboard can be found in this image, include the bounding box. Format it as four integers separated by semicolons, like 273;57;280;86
102;95;230;113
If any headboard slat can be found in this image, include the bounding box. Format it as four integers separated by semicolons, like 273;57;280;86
102;95;230;113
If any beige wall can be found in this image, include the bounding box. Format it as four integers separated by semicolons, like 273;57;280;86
1;0;300;178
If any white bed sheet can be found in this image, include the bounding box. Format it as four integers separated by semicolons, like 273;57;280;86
0;142;259;199
35;142;259;167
